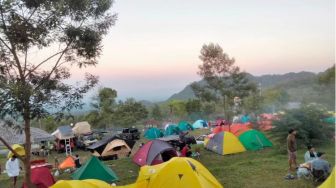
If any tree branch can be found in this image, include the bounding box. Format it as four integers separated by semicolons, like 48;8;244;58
0;136;24;161
24;51;64;78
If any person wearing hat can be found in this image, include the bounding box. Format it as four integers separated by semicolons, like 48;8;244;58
311;152;331;181
304;145;317;162
6;155;20;188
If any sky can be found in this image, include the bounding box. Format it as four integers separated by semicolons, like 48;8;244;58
73;0;334;101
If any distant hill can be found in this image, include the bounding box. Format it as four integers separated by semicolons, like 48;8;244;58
167;71;317;101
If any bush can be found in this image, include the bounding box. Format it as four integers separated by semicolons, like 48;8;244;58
271;104;334;150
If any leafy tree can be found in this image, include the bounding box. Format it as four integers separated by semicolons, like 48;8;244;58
86;87;117;128
272;104;334;152
113;98;148;127
0;1;116;186
191;43;256;118
168;100;187;118
318;65;335;85
262;88;289;112
185;99;201;115
151;104;163;121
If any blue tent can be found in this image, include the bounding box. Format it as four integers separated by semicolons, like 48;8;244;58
192;120;208;129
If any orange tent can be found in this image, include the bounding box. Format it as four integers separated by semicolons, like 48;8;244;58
58;156;75;170
212;126;224;134
230;123;252;136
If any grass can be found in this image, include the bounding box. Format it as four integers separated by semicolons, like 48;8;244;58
0;129;335;188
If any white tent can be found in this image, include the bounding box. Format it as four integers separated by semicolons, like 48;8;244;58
72;121;92;135
52;125;74;140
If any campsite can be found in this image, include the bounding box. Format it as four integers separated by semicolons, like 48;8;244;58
0;0;334;188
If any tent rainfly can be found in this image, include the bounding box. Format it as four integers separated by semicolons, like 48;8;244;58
52;125;74;140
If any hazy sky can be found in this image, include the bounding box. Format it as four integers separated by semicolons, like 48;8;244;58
73;0;334;101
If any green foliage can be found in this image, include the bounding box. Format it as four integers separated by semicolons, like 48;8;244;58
191;43;256;118
185;99;201;115
272;104;335;148
261;88;289;112
168;100;187;118
151;104;163;121
318;65;335;85
113;98;148;127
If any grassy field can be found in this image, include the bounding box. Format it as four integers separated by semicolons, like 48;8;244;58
0;129;334;188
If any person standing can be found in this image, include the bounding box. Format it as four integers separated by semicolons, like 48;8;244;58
286;129;297;179
6;155;20;188
74;154;81;168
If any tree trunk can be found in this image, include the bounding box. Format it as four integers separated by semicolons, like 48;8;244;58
23;112;34;188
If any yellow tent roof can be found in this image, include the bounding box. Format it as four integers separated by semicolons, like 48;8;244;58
7;144;25;159
318;167;335;188
72;121;92;135
116;157;223;188
205;131;246;155
51;179;113;188
101;139;131;157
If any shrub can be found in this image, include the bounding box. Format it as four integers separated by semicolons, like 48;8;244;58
271;104;334;150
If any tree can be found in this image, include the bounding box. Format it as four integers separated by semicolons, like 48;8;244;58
168;100;187;118
86;87;117;128
262;88;289;112
318;65;335;85
0;1;116;186
113;98;148;127
151;104;163;121
191;43;256;118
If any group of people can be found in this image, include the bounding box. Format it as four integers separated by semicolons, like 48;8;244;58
286;128;332;182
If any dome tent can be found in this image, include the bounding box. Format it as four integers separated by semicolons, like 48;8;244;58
144;128;163;140
192;120;208;129
178;121;194;131
238;129;272;151
205;131;246;155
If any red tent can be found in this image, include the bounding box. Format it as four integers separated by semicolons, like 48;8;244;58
23;167;55;188
132;140;177;166
230;123;252;136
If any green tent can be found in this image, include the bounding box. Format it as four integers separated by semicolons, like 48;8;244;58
71;156;118;183
164;125;180;136
144;128;163;140
238;129;272;151
178;121;194;131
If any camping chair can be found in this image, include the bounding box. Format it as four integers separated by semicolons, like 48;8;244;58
192;147;201;160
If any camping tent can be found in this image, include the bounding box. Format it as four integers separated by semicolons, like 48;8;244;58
318;167;335;188
192;120;208;129
23;166;55;188
72;121;92;135
72;156;118;183
58;156;75;170
116;157;223;188
133;140;177;166
30;127;55;143
52;125;74;140
230;123;252;136
144;128;163;140
178;121;194;131
238;129;272;151
87;135;135;158
205;131;246;155
7;144;25;159
51;179;113;188
93;139;131;159
164;125;180;136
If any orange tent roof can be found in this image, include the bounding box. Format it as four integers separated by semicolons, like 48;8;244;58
58;156;75;170
230;123;252;136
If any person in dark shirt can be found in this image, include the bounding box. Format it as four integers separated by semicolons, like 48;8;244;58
74;154;81;168
285;128;297;179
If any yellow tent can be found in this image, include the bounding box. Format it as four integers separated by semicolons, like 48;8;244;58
116;157;223;188
51;179;113;188
318;167;335;188
7;144;26;159
205;131;246;155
